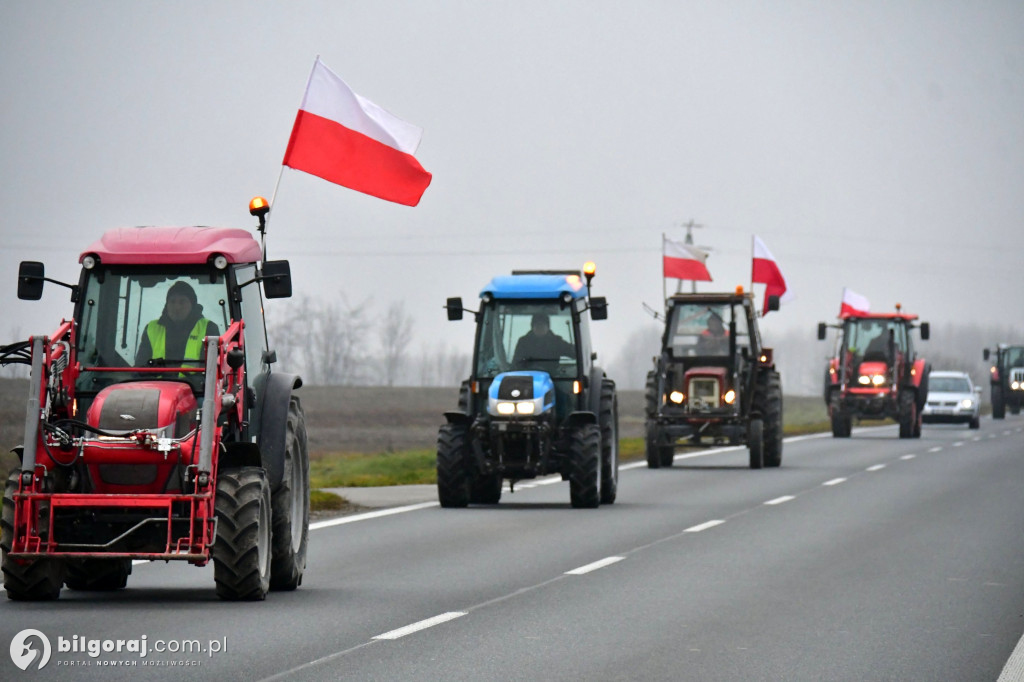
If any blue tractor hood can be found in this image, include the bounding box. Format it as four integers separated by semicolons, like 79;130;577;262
487;371;556;417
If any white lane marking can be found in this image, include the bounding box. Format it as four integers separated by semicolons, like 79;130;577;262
565;556;625;575
533;475;563;486
310;502;439;530
373;612;466;640
764;495;795;506
972;437;982;442
866;464;886;472
928;446;943;453
685;519;725;533
900;454;916;460
823;478;847;486
1003;430;1012;436
953;441;964;448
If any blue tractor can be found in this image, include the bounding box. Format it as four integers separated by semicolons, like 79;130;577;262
438;265;618;508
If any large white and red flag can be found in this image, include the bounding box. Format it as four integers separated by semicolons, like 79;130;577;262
840;287;870;316
282;58;432;206
751;235;791;314
663;237;712;281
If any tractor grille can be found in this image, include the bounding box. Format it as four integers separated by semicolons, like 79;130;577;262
1010;368;1024;388
687;377;720;410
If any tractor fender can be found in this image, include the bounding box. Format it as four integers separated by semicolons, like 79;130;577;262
256;372;303;491
565;411;599;428
444;411;472;426
586;365;606;415
912;360;931;410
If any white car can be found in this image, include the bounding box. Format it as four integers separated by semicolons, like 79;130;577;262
922;370;981;429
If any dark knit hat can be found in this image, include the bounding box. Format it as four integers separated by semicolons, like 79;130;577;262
166;281;198;305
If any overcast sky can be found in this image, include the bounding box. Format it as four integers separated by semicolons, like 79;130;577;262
3;1;1023;380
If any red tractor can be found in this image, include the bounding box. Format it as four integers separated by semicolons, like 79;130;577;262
818;307;930;438
0;199;309;601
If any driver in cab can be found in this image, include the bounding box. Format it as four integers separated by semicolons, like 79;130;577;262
513;313;575;367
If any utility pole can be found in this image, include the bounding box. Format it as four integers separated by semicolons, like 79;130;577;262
681;219;704;293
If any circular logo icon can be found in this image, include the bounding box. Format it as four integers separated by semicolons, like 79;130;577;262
511;389;521;398
10;629;51;671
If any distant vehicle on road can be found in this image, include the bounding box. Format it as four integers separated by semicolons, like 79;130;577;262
922;371;981;429
983;344;1024;419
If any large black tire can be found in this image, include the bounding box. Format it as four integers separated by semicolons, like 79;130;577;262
760;371;784;468
898;391;917;439
599;379;619;505
270;397;310;591
65;559;131;591
568;423;601;508
829;395;851;438
2;470;64;601
437;424;470;508
1011;402;1021;416
992;386;1005;419
213;467;272;601
645;422;661;469
748;419;764;469
644;371;658;418
469;473;502;505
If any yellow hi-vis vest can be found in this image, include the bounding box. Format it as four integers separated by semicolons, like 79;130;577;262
146;318;209;362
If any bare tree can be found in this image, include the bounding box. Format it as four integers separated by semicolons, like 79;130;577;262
267;294;373;385
379;301;414;386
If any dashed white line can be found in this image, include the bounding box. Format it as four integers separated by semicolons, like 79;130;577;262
953;441;964;448
928;446;943;453
310;502;439;530
373;612;467;640
823;478;847;486
866;464;886;472
565;556;625;575
685;519;725;533
900;454;916;460
764;495;795;506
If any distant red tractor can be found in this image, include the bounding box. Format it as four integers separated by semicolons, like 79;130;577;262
818;307;930;438
0;199;309;601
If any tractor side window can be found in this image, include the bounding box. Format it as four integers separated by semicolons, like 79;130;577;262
235;264;269;384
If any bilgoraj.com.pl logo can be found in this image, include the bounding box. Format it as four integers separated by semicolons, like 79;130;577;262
10;628;227;670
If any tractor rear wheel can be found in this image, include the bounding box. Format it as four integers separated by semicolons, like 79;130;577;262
213;467;272;601
898;392;917;439
568;423;601;508
599;379;619;505
437;424;470;508
748;419;764;469
270;397;310;591
992;386;1005;419
759;371;784;468
2;470;64;601
65;559;131;591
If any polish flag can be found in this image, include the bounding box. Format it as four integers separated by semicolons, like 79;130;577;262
282;58;432;206
663;238;712;281
840;287;870;316
751;235;791;314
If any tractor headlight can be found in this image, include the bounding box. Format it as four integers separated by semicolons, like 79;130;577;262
858;375;870;385
1012;381;1022;390
859;374;885;386
496;402;516;415
872;375;885;386
669;390;684;404
723;389;736;404
515;402;535;415
81;255;98;270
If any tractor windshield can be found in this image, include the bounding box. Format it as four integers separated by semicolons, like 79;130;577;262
844;318;908;361
475;301;578;378
76;267;231;393
1003;347;1024;368
667;302;750;357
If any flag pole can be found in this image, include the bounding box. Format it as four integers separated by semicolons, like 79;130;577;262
661;233;667;307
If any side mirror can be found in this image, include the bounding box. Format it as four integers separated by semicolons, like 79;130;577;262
766;295;780;312
446;297;463;321
983;348;990;361
17;261;45;301
590;297;608;321
817;322;827;340
919;322;930;340
260;260;292;299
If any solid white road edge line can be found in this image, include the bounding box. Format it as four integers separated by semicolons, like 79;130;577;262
372;612;467;640
685;519;725;533
764;496;795;506
565;556;625;575
310;502;439;530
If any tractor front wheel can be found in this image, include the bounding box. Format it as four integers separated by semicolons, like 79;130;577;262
437;424;470;508
469;473;502;505
569;424;601;508
748;419;764;469
992;386;1005;419
759;371;784;468
270;397;310;591
2;470;64;601
898;392;917;439
599;379;619;505
213;467;272;601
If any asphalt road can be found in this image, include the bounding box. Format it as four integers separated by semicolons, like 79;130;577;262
3;417;1024;681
